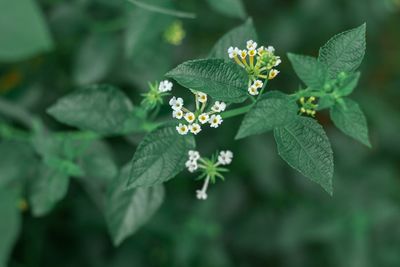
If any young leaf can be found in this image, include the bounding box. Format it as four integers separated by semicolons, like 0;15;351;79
127;124;195;189
47;85;135;135
29;165;70;217
330;98;371;147
319;23;366;79
106;165;164;246
336;72;361;97
287;53;327;90
209;18;257;59
0;190;21;267
235;91;298;139
166;59;248;103
0;0;53;62
205;0;246;19
274;117;334;194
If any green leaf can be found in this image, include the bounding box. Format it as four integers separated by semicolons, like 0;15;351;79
29;165;70;217
235;91;298;139
209;18;257;59
127;0;196;19
330;98;371;147
0;190;21;267
47;85;135;135
73;33;118;86
0;0;53;62
287;53;327;90
274;117;334;194
0;141;37;190
205;0;246;19
166;59;248;103
127;124;195;188
319;23;366;79
336;72;361;97
106;165;164;246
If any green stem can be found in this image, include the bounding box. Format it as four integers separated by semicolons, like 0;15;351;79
221;104;254;119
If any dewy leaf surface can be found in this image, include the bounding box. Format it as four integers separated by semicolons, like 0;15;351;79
106;165;164;246
166;59;248;103
47;85;134;135
274;117;334;194
236;91;298;139
0;190;21;267
209;18;257;59
287;53;327;90
127;125;195;188
330;98;371;147
319;23;366;79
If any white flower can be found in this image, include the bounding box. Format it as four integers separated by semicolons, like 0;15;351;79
266;45;275;53
253;80;263;88
188;150;200;161
228;47;240;58
211;101;226;112
198;113;209;124
189;123;201;135
158;80;173;92
197;92;207;103
275;57;282;67
169;96;184;111
248;49;257;57
185;159;198;173
184;112;195;123
172;109;183;119
257;46;265;56
176;123;189;135
239;49;247;59
268;69;280;80
196;189;207;200
209;114;223;128
218;150;233;165
248;85;259;96
246;40;257;50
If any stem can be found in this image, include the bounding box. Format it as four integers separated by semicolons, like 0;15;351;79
221;104;254;119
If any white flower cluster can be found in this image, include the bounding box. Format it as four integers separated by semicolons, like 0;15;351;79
170;92;226;135
228;40;281;97
158;80;173;92
185;150;233;200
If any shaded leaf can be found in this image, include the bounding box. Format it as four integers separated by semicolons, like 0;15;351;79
205;0;246;19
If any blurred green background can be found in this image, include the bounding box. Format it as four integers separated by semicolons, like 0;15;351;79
1;0;400;266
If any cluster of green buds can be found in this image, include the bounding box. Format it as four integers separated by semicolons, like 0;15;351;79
299;96;318;117
164;20;186;46
186;150;233;200
141;80;173;110
228;40;281;96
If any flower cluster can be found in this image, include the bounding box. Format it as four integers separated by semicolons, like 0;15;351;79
299;96;318;117
228;40;281;96
170;92;226;135
141;80;173;110
185;150;233;200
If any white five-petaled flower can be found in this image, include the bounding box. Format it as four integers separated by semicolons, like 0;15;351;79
248;85;259;96
211;101;226;112
189;123;201;135
176;123;189;135
268;69;280;80
228;46;240;58
246;40;258;50
184;112;196;123
158;80;173;92
197;92;207;103
218;150;233;165
172;109;183;119
169;96;184;111
248;49;257;57
239;49;247;59
185;159;198;173
188;150;200;161
209;114;223;128
198;113;209;124
253;80;263;88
